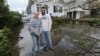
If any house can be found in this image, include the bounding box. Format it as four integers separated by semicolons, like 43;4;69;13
26;0;66;17
26;0;95;19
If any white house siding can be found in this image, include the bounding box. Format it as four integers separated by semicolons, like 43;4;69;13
31;4;36;13
84;10;90;16
49;3;65;17
48;4;54;14
29;1;65;17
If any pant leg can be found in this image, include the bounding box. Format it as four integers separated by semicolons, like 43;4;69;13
31;33;38;52
37;35;40;52
46;31;52;48
47;31;52;48
40;33;44;46
42;31;52;48
41;33;46;47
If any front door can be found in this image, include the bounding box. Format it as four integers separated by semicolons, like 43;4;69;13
67;12;72;19
73;11;77;19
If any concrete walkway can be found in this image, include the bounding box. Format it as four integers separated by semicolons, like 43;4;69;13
18;23;33;56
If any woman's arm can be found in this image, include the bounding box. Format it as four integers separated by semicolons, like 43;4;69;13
38;20;42;36
28;20;35;33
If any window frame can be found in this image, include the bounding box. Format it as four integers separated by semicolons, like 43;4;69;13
36;4;42;12
53;5;63;13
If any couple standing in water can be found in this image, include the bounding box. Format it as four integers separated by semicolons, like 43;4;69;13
28;6;53;56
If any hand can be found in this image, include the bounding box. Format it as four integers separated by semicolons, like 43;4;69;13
37;30;42;36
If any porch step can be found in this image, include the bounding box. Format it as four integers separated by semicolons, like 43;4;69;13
92;47;100;53
95;47;100;49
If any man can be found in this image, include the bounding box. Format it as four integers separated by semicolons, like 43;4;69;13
41;6;53;51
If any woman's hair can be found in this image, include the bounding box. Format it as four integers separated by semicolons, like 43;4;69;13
33;13;39;19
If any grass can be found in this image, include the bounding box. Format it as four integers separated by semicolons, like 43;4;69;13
79;18;100;21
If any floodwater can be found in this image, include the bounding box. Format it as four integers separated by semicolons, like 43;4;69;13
18;23;100;56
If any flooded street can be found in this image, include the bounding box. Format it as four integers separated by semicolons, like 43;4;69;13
17;23;100;56
1;0;100;56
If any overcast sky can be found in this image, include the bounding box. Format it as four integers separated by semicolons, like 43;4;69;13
7;0;28;13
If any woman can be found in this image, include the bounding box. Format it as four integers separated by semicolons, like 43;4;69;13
29;13;42;56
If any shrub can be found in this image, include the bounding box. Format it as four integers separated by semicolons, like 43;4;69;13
0;26;12;56
7;11;22;29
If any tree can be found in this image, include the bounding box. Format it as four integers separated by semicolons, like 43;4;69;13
8;11;22;29
0;0;22;29
0;0;10;28
95;1;100;8
86;0;100;17
0;1;22;56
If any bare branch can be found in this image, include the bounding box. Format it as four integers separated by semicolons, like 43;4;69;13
65;0;98;10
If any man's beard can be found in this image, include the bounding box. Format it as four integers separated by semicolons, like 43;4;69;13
42;12;45;15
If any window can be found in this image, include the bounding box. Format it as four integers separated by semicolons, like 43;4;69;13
37;4;42;12
53;6;63;13
59;6;62;12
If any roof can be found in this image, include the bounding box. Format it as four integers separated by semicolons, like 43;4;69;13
67;7;84;12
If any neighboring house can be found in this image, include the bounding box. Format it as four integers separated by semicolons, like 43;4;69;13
64;0;89;19
65;0;100;19
26;0;66;17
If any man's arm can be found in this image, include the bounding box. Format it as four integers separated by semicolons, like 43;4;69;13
48;14;52;31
